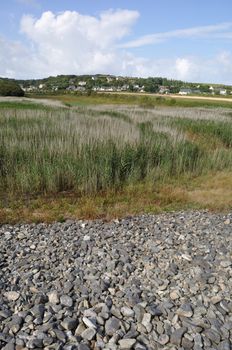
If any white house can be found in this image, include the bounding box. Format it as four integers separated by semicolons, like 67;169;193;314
219;89;227;95
179;88;192;95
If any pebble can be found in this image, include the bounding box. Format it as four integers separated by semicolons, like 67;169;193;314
105;317;120;336
82;317;97;329
170;290;180;300
158;334;170;345
121;307;134;317
118;338;136;349
61;317;78;330
176;304;193;318
170;327;187;346
4;291;20;301
47;291;59;304
60;295;73;307
81;327;96;341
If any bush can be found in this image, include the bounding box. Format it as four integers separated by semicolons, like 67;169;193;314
0;80;24;97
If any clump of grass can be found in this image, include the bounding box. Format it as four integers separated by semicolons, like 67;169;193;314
173;118;232;147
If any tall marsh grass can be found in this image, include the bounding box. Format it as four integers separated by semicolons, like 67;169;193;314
0;106;231;195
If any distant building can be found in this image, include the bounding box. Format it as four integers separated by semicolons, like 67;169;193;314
159;86;170;94
219;89;227;95
23;85;37;92
121;84;130;91
192;89;201;94
66;85;86;92
179;88;192;95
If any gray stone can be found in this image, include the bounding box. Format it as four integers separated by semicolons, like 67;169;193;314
170;327;187;346
53;329;67;342
177;304;193;318
78;344;91;350
121;307;135;317
182;337;194;349
60;295;73;307
217;340;231;350
158;334;169;345
4;291;20;301
105;317;120;336
48;291;59;304
81;327;96;341
61;317;78;330
204;329;221;344
119;338;136;349
82;317;97;329
141;313;152;330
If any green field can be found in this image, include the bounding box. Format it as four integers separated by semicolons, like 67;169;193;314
0;98;232;222
30;92;232;109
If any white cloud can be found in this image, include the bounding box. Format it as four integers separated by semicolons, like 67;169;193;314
175;58;194;80
0;10;232;83
121;22;232;48
18;9;140;77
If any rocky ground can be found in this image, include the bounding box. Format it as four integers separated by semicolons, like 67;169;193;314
0;211;231;350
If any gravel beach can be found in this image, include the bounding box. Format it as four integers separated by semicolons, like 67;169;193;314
0;211;231;350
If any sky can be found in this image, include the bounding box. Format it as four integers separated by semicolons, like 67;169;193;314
1;0;232;83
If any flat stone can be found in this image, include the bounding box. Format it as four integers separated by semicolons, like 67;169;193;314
81;327;96;341
121;306;135;317
141;313;152;329
170;290;180;300
61;317;78;330
2;344;15;350
204;329;221;344
47;291;59;304
60;295;73;307
176;304;193;318
82;316;97;329
217;340;231;350
211;295;222;304
182;337;194;349
220;261;231;268
158;334;169;345
83;235;90;241
105;317;120;336
75;323;86;336
53;329;66;342
4;291;20;301
78;344;91;350
170;327;187;346
119;338;136;349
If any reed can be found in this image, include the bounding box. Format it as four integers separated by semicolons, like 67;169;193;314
0;105;231;196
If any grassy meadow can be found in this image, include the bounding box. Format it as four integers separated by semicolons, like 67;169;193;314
1;98;232;222
31;92;232;109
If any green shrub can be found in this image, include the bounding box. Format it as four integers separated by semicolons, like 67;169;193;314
0;80;24;97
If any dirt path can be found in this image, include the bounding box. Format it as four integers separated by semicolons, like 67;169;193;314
0;96;66;108
105;91;232;103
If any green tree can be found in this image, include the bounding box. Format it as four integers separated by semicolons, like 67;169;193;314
0;80;24;97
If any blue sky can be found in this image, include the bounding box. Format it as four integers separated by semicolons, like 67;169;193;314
1;0;232;83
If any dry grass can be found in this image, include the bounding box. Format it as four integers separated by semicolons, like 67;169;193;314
1;171;231;224
188;172;232;210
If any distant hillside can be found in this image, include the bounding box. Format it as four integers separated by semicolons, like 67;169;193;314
1;75;231;96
